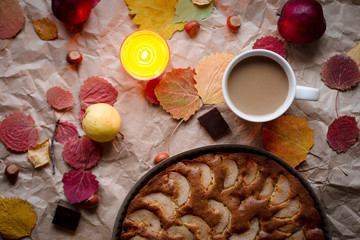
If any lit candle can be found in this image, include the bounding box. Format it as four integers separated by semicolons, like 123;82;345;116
120;30;170;80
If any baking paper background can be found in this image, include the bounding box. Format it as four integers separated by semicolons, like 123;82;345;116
1;0;360;239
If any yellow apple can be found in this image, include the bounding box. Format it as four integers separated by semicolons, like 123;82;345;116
82;103;121;142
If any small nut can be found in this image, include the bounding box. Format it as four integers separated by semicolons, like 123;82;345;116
5;164;19;184
227;15;241;32
154;152;169;164
83;194;99;208
66;50;83;65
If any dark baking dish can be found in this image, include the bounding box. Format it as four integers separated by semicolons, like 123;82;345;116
112;144;331;240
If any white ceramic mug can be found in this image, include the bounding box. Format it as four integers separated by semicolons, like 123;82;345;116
222;49;319;122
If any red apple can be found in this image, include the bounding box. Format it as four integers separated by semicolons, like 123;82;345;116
277;0;326;44
52;0;93;25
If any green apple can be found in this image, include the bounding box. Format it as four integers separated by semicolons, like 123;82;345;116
82;103;121;142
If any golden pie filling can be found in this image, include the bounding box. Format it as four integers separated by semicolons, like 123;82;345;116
120;153;324;240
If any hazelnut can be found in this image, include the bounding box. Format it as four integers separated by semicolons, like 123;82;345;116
154;152;169;164
83;194;99;208
5;164;19;184
66;50;83;65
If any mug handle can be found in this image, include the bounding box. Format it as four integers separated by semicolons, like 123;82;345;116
295;86;320;101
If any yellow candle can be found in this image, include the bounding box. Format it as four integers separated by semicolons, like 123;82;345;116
120;30;170;80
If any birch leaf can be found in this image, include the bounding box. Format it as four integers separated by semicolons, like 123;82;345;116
194;53;235;104
327;116;359;153
321;54;360;91
124;0;185;39
174;0;214;23
28;139;50;168
262;115;315;168
0;197;37;239
155;67;200;121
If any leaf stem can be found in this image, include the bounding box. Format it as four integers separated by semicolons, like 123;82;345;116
310;151;348;176
168;119;184;155
335;90;340;118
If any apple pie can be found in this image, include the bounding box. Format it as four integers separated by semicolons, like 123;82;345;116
120;152;325;240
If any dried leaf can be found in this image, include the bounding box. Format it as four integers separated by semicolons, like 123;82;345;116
192;0;212;5
262;115;315;168
321;54;360;91
327;116;359;153
252;36;287;59
46;86;74;111
347;42;360;68
0;111;38;152
62;135;101;169
145;77;162;104
28;139;50;168
174;0;214;23
62;170;99;204
194;53;235;104
33;18;58;40
124;0;185;39
0;0;24;39
0;197;37;239
79;76;118;112
55;121;78;144
155;67;200;121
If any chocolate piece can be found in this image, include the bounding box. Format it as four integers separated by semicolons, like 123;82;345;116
52;205;81;231
198;108;229;139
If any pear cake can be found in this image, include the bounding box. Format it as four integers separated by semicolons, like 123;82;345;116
120;152;325;240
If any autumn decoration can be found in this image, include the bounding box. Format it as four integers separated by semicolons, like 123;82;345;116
252;36;287;59
262;115;315;168
0;111;38;152
321;44;360;153
0;197;37;239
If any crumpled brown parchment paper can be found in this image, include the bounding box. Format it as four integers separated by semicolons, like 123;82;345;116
0;0;359;239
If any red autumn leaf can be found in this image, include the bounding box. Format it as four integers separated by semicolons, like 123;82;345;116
145;77;161;104
252;36;287;58
321;54;360;91
79;76;118;111
154;67;200;121
62;135;101;169
327;116;359;153
0;0;24;39
0;111;38;152
46;86;74;111
79;109;86;122
55;121;78;144
62;169;99;204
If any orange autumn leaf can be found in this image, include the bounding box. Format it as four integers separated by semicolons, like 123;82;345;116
155;68;200;121
124;0;185;39
194;53;235;104
262;115;314;168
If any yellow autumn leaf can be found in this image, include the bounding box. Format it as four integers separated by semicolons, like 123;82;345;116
347;42;360;68
0;197;37;239
194;52;235;104
124;0;186;39
28;139;50;168
262;115;315;168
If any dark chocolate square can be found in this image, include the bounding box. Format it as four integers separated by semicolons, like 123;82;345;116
198;108;229;139
52;205;81;231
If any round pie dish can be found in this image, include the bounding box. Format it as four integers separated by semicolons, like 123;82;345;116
112;144;331;240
